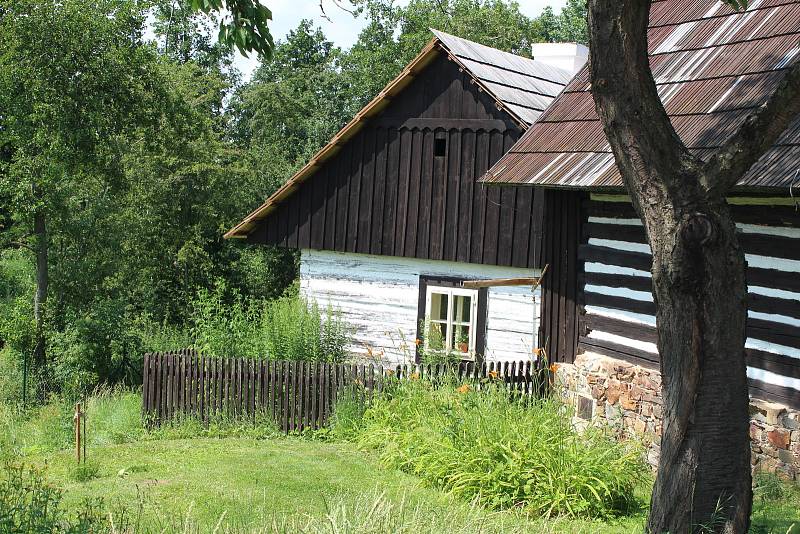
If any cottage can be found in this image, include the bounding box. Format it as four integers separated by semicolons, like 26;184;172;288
482;0;800;473
226;30;587;365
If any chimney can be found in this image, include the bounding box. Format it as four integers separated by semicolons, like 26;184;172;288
531;42;589;75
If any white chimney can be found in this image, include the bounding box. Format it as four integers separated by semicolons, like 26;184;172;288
531;42;589;75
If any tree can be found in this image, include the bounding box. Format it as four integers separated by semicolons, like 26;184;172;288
0;0;165;384
586;2;800;532
189;0;275;58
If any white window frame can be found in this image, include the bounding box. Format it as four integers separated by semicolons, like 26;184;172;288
424;285;479;359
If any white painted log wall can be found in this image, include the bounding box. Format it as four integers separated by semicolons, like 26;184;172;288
583;195;800;395
299;249;540;366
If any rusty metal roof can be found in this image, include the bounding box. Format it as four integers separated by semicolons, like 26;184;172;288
483;0;800;190
226;31;572;239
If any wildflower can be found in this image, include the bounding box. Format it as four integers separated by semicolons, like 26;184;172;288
410;372;420;380
386;369;395;376
532;347;542;356
456;384;471;394
549;363;560;374
366;346;373;357
487;370;499;379
414;338;422;346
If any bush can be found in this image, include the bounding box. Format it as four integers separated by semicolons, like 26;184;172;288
190;282;351;361
0;461;109;533
349;378;646;519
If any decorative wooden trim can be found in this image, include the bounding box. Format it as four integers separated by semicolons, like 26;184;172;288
373;117;516;131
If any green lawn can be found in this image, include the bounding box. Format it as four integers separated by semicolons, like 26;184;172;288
30;437;651;533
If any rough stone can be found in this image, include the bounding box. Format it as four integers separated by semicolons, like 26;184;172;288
619;395;638;411
561;351;800;475
633;419;646;435
768;428;791;450
778;448;795;465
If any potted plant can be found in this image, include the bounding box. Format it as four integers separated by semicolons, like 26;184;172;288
457;330;469;353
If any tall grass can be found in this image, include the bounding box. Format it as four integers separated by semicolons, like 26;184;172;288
190;284;350;361
0;388;281;457
347;378;646;519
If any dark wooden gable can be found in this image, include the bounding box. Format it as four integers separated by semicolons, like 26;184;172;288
247;53;547;269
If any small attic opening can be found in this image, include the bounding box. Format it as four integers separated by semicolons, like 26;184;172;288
434;138;447;157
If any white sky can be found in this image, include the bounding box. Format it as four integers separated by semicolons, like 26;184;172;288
234;0;567;80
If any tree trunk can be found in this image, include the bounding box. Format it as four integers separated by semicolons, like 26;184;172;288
640;194;751;533
581;1;799;530
33;208;48;371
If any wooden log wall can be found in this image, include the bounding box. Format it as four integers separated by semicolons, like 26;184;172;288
539;190;583;365
142;350;549;431
578;195;800;408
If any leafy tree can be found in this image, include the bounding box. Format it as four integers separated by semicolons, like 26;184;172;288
587;1;799;531
0;0;166;379
189;0;275;58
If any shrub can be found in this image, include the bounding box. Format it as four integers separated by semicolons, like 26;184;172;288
350;378;646;519
0;461;109;533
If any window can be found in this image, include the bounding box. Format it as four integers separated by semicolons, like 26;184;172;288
434;138;447;157
417;276;487;362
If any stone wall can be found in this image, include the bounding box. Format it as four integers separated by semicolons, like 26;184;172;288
556;352;800;481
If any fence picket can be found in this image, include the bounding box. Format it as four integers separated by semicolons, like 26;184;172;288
143;353;541;432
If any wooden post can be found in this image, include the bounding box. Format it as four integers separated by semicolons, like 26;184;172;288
74;402;82;464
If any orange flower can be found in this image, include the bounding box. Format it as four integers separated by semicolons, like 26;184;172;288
532;347;542;356
487;370;499;379
456;384;471;394
414;338;422;346
549;363;560;373
410;372;420;380
386;369;395;376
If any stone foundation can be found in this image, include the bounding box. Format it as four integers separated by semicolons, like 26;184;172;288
556;352;800;481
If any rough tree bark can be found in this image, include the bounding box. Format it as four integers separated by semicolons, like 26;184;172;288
586;2;800;532
33;206;48;371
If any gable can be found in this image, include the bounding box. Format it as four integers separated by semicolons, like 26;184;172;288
246;52;548;269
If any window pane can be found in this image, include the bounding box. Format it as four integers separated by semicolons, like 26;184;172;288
452;294;472;323
452;324;471;353
430;292;449;321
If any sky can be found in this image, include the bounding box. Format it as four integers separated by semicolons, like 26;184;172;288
233;0;567;80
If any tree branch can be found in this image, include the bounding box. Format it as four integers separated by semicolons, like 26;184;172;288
702;60;800;195
588;0;698;204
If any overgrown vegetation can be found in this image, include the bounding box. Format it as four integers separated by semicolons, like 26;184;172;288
190;284;350;361
333;378;646;520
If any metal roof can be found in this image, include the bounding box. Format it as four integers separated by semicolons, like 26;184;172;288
431;30;573;124
226;31;572;239
482;0;800;190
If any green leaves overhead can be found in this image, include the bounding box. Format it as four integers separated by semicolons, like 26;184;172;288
189;0;275;58
724;0;749;9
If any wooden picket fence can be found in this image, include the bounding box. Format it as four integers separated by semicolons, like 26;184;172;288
142;350;549;433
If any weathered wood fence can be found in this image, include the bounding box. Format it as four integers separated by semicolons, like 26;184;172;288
142;350;548;433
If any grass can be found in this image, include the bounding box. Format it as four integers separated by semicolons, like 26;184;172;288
3;389;798;532
24;437;649;533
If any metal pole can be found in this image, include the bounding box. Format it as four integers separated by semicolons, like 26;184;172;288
21;352;28;407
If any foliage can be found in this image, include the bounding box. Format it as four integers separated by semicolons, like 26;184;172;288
190;283;351;361
189;0;274;58
350;379;646;519
0;461;109;533
0;0;587;401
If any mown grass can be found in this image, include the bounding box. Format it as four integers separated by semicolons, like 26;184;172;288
25;437;649;533
3;389;798;533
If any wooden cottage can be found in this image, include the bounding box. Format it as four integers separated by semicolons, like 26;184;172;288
226;30;586;364
483;0;800;413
